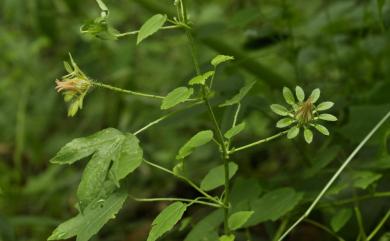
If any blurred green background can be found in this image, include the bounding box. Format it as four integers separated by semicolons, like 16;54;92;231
1;0;390;240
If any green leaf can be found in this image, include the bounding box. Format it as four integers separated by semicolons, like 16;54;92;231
176;130;213;160
224;122;246;139
48;190;127;241
330;208;352;232
200;162;238;191
137;14;167;45
184;210;224;241
110;133;143;183
51;129;143;209
246;188;303;226
63;61;73;73
161;87;193;110
304;128;313;144
80;17;119;40
283;87;295;105
287;126;300;139
219;235;235;241
310;88;320;103
96;0;108;12
351;171;382;189
276;118;295;128
219;81;255;107
188;71;214;86
228;211;254;230
147;202;187;241
317;101;334;111
295;86;305;102
318;113;338;121
313;124;329;135
229;178;262;213
270;104;289;116
211;55;234;67
50;128;123;165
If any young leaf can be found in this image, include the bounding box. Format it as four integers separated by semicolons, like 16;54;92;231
283;87;295;105
200;162;238;191
313;124;330;135
295;86;305;102
318;113;338;121
184;210;224;241
219;234;235;241
276;118;295;128
228;211;254;230
137;14;167;45
304;128;313;144
270;104;289;116
211;55;234;67
147;202;187;241
310;88;320;103
287;126;300;139
188;71;214;86
224;122;246;139
330;208;352;232
48;190;127;241
161;87;193;110
317;101;334;111
219;80;255;107
176;130;213;160
246;188;303;226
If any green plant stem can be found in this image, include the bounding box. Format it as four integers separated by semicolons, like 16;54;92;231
318;191;390;208
354;206;367;240
130;196;220;208
93;81;165;99
272;217;290;241
304;219;345;241
278;110;390;241
367;209;390;241
114;25;181;37
229;130;288;154
143;159;224;207
134;101;203;135
183;2;231;233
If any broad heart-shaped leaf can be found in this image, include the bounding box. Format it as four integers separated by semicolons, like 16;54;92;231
330;208;352;232
161;87;193;110
200;162;238;191
176;130;213;160
147;202;187;241
189;71;214;86
48;190;127;241
51;128;143;210
137;14;167;45
184;210;224;241
224;122;246;139
245;188;303;227
228;211;254;230
211;55;234;67
219;80;255;107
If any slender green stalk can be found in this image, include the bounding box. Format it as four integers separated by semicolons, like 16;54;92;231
143;159;223;207
130;196;221;208
229;130;288;154
115;25;181;37
278;110;390;241
367;210;390;241
93;81;165;99
318;192;390;208
304;219;345;241
14;86;28;175
272;217;290;241
354;206;367;240
182;1;231;233
134;101;202;135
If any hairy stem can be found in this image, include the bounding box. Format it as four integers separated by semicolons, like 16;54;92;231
93;81;165;99
130;196;221;208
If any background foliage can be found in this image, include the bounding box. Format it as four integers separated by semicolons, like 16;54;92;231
0;0;390;240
